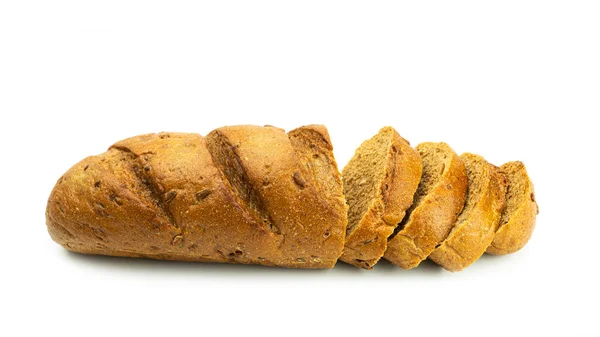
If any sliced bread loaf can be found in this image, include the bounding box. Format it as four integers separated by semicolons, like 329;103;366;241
486;161;538;255
384;142;468;270
429;153;507;272
340;127;422;269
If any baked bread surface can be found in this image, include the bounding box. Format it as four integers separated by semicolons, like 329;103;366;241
47;126;538;271
46;125;347;268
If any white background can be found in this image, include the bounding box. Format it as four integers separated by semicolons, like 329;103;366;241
1;1;599;336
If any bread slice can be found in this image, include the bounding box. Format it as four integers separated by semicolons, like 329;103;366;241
486;161;538;255
429;153;507;272
340;127;422;269
384;142;468;270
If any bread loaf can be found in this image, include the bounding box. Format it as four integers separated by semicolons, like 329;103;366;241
384;142;468;270
46;125;347;268
46;124;538;271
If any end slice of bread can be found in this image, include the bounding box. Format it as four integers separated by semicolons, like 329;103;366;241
384;142;468;270
486;161;538;255
429;153;507;272
340;127;422;269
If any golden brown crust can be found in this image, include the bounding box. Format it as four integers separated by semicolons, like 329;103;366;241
206;125;346;267
46;148;186;260
111;132;278;265
339;128;422;269
428;154;507;272
46;126;538;271
384;143;468;270
486;162;538;255
46;126;347;268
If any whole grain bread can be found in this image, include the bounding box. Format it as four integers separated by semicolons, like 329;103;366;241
486;161;538;255
46;125;347;268
384;142;468;270
428;153;507;272
47;125;538;271
339;127;422;269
